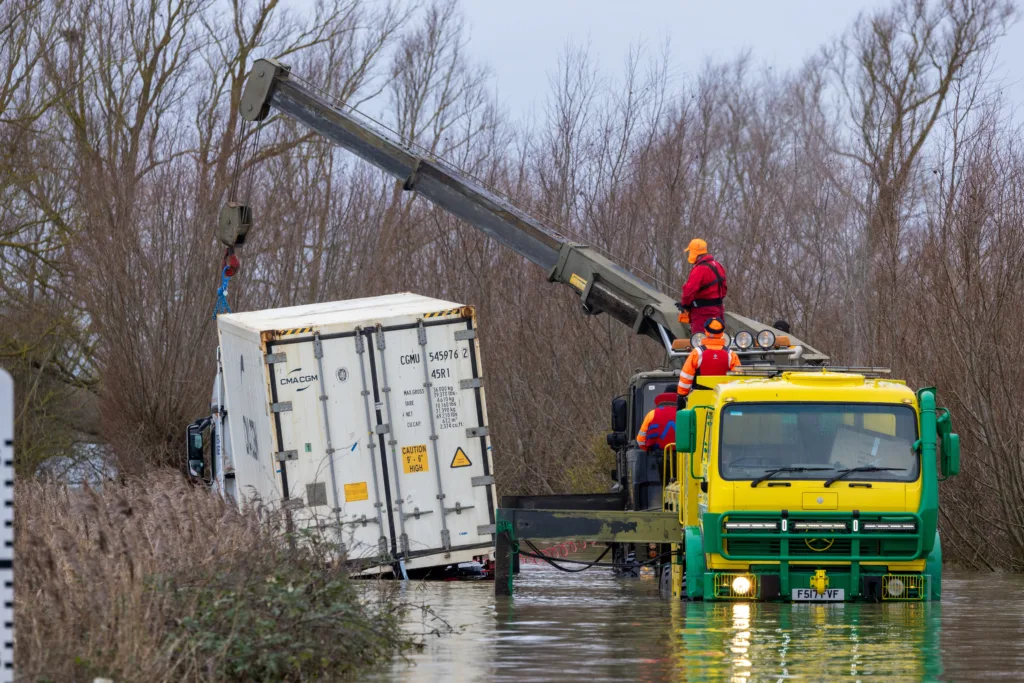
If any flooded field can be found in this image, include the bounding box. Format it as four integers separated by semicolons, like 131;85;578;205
379;565;1024;681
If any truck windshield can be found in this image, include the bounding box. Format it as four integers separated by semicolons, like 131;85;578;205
719;403;919;482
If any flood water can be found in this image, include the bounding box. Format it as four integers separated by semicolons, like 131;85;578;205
380;564;1024;682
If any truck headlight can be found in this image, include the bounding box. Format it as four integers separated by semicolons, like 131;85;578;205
734;331;753;350
689;332;706;348
756;329;776;349
732;576;752;595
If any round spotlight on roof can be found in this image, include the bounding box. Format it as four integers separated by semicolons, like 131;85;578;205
734;330;753;350
756;329;776;350
689;332;706;348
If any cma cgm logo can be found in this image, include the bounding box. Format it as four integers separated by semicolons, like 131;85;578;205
281;368;317;392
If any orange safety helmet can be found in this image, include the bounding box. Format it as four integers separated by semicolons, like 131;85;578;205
704;317;726;336
684;238;708;264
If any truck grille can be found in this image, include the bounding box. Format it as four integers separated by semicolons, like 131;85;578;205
716;512;923;562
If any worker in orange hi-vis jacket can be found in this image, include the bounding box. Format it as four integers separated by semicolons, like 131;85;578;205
677;317;740;410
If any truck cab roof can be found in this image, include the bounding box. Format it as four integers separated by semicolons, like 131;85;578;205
715;372;916;405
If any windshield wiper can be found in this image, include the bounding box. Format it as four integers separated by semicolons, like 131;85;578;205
750;467;834;488
824;467;906;488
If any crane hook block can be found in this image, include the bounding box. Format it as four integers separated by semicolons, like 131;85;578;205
218;203;252;247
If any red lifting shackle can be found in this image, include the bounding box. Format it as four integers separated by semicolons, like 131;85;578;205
223;250;240;278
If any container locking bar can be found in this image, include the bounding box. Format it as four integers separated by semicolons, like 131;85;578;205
270;401;292;413
374;325;411;558
418;321;452;552
353;327;389;548
312;331;343;534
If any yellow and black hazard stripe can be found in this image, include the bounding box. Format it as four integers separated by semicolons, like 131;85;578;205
280;326;314;336
422;308;462;319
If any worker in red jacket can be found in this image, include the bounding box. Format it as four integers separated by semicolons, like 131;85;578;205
676;238;728;334
636;392;678;453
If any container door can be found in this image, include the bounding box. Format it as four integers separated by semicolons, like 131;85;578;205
371;317;495;563
266;332;394;562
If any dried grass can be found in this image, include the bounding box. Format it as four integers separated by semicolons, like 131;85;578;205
16;471;409;681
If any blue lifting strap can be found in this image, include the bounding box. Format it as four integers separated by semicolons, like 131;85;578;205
212;266;233;318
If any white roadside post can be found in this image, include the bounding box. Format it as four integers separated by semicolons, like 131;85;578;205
0;369;13;681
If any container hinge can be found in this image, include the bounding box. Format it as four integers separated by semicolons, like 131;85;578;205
275;450;298;462
477;524;496;535
471;475;495;487
466;426;489;438
313;337;323;359
444;502;475;515
403;507;434;521
264;353;287;364
375;423;390;435
454;329;476;341
271;401;292;413
417;325;427;346
460;378;482;390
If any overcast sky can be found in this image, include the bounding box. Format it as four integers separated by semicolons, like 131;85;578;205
459;0;1024;121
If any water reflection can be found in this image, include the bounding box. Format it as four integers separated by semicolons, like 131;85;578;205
378;566;1024;682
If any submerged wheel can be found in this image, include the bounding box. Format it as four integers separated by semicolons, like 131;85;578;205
659;563;672;599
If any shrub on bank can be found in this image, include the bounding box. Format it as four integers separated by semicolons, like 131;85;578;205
16;471;410;681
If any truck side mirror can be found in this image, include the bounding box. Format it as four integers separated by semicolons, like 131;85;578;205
187;417;213;481
611;397;627;433
676;408;697;454
606;432;627;449
935;406;959;478
940;433;960;477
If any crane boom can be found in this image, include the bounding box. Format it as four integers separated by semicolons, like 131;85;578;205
227;58;827;363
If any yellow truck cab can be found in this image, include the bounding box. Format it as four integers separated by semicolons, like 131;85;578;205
670;370;960;602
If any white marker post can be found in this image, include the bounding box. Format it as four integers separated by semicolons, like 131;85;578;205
0;369;13;681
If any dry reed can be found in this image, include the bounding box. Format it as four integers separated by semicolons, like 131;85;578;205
15;470;409;681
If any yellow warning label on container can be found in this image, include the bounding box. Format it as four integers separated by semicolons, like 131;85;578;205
450;447;472;468
569;273;588;291
402;444;429;473
344;482;368;502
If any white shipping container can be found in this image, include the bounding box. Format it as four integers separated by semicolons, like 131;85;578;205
217;293;496;574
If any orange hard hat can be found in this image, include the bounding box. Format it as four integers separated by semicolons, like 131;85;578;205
685;238;707;264
704;317;725;335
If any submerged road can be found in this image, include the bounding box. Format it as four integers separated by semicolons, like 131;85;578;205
378;564;1024;681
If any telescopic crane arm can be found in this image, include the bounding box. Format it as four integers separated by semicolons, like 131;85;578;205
223;58;826;363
